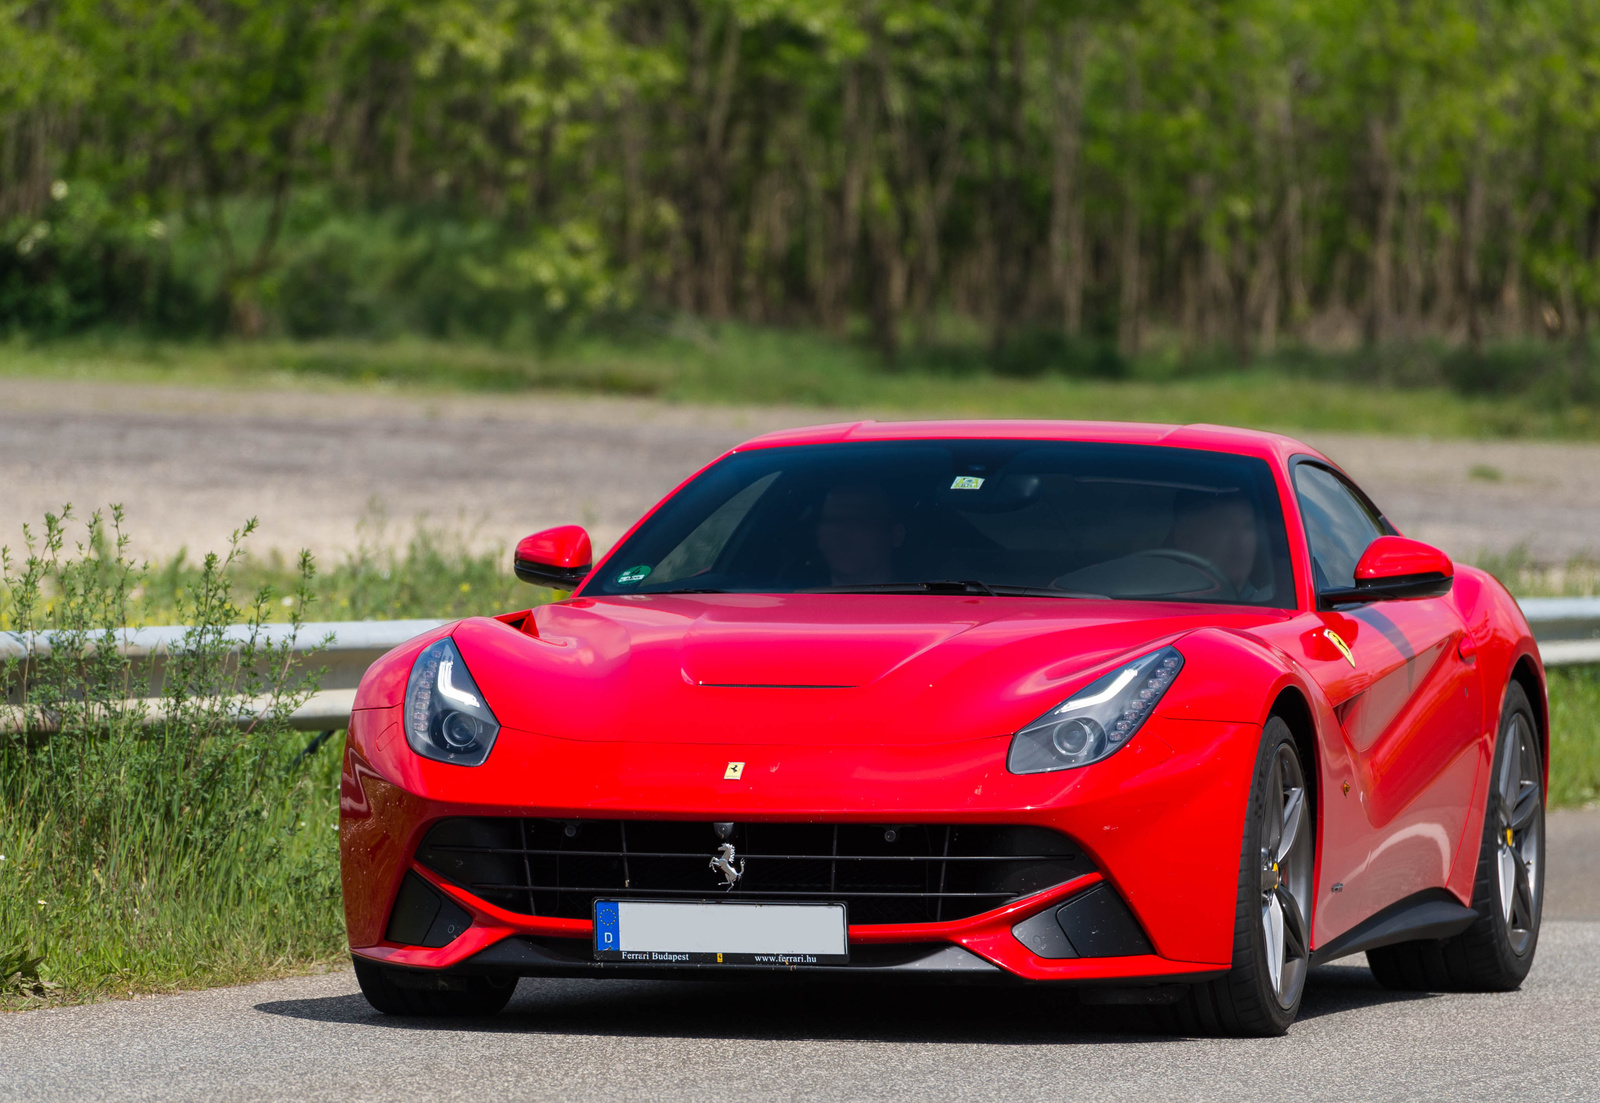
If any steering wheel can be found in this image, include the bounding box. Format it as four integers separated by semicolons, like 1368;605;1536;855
1129;548;1238;601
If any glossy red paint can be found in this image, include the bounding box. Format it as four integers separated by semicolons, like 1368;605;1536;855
514;525;593;571
341;419;1545;987
1355;536;1454;583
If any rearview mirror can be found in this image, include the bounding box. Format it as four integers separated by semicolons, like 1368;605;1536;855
513;525;593;590
1318;536;1453;608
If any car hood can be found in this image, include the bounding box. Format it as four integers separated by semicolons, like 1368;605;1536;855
455;594;1291;746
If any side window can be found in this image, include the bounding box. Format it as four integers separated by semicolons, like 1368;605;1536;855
1293;464;1384;591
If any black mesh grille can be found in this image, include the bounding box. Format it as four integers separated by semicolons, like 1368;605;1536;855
416;818;1095;926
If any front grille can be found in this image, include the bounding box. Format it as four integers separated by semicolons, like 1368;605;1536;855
417;818;1095;926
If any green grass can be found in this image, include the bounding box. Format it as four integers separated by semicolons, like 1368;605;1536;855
5;325;1600;439
0;507;568;1009
136;524;538;626
1468;548;1600;599
2;520;546;635
1;510;351;1008
1549;668;1600;808
0;743;344;1005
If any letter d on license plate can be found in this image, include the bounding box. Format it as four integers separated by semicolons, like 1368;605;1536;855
594;900;848;966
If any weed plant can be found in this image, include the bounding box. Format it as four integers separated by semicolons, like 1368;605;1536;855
134;513;538;625
0;508;339;1005
1471;547;1600;598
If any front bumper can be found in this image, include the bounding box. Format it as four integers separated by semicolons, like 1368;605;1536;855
341;707;1262;984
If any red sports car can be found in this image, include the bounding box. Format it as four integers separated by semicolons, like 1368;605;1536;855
341;420;1547;1035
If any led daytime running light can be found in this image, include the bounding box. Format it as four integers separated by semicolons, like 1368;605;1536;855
403;637;501;767
1007;646;1184;774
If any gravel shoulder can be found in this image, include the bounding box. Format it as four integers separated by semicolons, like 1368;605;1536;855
5;376;1600;565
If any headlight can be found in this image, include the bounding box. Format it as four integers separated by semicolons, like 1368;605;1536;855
1007;646;1184;774
403;638;500;766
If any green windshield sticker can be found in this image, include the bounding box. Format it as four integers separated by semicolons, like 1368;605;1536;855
615;564;652;585
950;476;985;490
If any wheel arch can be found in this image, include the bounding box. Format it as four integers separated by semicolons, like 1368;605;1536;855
1266;686;1319;846
1507;652;1549;786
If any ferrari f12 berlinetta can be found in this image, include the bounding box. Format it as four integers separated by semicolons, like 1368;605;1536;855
341;420;1546;1035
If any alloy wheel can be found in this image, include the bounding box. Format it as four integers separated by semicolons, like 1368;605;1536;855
1259;743;1312;1008
1496;713;1542;956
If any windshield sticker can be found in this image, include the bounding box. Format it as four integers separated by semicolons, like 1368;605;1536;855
950;476;985;490
615;564;652;585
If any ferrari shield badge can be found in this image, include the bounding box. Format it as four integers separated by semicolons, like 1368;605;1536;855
1323;628;1357;668
723;761;745;779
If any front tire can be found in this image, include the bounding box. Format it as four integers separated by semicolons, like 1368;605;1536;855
1367;681;1544;992
1165;717;1313;1036
352;955;517;1017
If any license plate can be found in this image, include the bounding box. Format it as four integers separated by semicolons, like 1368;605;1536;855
593;900;849;966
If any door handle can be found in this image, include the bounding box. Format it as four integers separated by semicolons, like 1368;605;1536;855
1456;635;1478;665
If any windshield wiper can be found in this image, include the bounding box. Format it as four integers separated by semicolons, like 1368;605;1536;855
804;580;1103;599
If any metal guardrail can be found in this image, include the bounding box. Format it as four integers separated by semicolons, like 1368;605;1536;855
0;619;446;732
3;599;1597;733
1514;598;1600;666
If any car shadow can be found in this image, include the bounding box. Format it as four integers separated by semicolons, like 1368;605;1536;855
254;962;1434;1043
1294;962;1437;1023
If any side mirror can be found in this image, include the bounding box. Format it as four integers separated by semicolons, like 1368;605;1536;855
1318;536;1453;608
513;525;593;590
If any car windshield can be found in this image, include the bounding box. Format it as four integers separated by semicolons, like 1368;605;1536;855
587;439;1295;607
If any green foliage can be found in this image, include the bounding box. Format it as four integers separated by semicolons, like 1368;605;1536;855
9;0;1600;373
1548;668;1600;809
0;181;215;336
0;508;339;1005
269;204;631;341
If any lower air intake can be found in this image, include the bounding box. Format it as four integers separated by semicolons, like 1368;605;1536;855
416;819;1095;926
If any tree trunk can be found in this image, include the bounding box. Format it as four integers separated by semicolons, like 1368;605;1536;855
1365;117;1397;345
1462;144;1486;350
619;92;645;268
1400;188;1423;334
1116;35;1142;360
1498;201;1526;338
1048;20;1088;338
983;0;1031;351
820;64;873;334
697;12;742;319
1247;211;1283;358
1179;243;1200;358
1284;180;1309;337
1429;221;1457;334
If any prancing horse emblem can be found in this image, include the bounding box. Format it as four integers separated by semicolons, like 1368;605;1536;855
710;842;745;889
1323;628;1357;668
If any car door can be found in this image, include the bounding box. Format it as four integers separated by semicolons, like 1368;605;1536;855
1291;461;1485;915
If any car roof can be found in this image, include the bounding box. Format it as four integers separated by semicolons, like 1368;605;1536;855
732;420;1331;470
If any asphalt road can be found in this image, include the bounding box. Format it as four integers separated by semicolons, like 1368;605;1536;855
3;810;1597;1103
1;927;1596;1103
